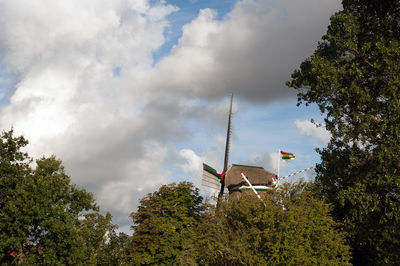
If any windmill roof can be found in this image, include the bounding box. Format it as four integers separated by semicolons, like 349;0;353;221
225;164;275;189
230;164;264;169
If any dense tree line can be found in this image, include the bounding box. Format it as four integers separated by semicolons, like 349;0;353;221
182;183;351;265
1;130;352;264
128;182;351;265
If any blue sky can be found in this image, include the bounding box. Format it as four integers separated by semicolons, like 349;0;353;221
153;0;237;62
0;62;15;105
0;0;341;231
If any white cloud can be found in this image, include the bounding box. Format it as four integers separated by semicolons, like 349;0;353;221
242;152;280;174
152;0;340;103
295;120;331;145
0;0;340;230
178;147;224;199
97;141;169;214
0;0;178;229
178;149;203;186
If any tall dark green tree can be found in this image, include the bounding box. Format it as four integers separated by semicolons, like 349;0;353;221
128;182;205;265
287;0;400;264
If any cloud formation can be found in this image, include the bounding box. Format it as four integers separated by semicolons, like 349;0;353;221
295;120;331;145
0;0;178;228
0;0;340;229
153;0;340;103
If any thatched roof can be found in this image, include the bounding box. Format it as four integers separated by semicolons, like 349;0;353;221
225;164;275;190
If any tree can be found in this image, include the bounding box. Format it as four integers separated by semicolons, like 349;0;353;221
183;182;351;265
0;129;31;211
96;231;130;265
0;129;131;265
0;155;98;264
80;212;130;265
0;129;129;264
0;130;32;263
0;129;31;263
128;182;205;265
287;1;400;264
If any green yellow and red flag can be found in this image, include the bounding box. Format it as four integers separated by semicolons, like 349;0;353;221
281;151;295;160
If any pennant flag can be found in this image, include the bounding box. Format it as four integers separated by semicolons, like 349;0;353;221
281;151;295;160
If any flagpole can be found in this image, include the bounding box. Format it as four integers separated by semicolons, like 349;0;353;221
277;149;281;186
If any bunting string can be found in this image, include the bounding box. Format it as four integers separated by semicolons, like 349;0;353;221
274;166;314;182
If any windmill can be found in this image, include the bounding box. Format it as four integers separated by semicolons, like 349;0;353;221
201;94;276;199
201;93;233;197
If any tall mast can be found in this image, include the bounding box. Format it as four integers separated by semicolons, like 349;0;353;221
223;93;233;173
219;93;233;197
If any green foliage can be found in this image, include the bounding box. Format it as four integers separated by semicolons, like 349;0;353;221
0;154;97;264
287;0;400;264
128;182;205;265
0;129;125;265
80;212;130;265
0;129;31;211
183;182;351;265
97;231;130;265
0;129;34;263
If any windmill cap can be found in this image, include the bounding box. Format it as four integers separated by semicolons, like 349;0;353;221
225;164;275;188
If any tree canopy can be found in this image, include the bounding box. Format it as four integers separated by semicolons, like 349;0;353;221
128;182;205;265
183;182;351;265
0;129;356;264
287;0;400;264
0;129;125;264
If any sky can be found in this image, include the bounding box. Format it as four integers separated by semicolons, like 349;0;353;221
0;0;341;232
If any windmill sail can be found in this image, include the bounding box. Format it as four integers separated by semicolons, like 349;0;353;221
201;163;220;189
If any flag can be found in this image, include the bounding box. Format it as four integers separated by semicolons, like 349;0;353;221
281;151;295;160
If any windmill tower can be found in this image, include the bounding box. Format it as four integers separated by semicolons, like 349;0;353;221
201;94;276;198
